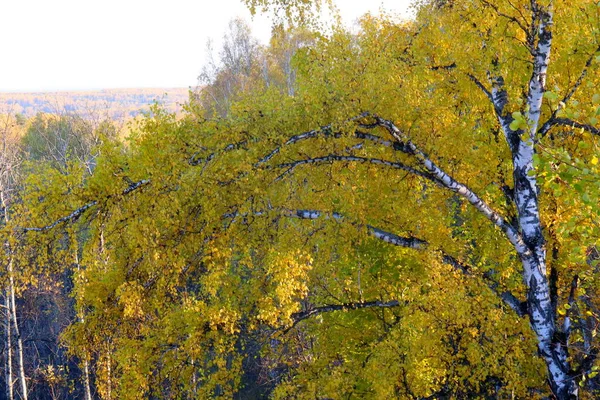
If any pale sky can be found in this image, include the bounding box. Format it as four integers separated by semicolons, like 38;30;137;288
0;0;412;92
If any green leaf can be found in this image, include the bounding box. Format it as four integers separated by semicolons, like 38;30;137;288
583;193;591;203
509;120;521;131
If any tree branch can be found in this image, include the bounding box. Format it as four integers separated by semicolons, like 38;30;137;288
258;207;526;317
275;154;440;183
22;179;150;233
480;0;531;41
291;299;402;326
189;140;248;166
541;118;600;136
354;131;414;153
370;115;529;256
539;46;600;137
467;73;494;104
22;201;98;233
525;3;552;139
241;114;528;316
563;275;579;343
257;112;370;165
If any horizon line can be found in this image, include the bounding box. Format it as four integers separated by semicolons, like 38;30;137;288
0;86;195;95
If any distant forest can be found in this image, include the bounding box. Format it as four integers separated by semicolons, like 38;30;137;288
0;88;189;120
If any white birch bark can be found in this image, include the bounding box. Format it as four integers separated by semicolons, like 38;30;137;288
372;4;576;396
8;259;27;400
83;358;93;400
74;251;93;400
495;4;577;398
5;291;13;400
1;188;27;400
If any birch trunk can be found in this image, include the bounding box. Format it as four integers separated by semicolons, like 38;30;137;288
506;4;577;398
1;190;27;400
83;357;93;400
5;291;13;400
74;251;93;400
8;259;27;400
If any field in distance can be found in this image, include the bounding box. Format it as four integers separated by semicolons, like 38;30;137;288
0;87;190;120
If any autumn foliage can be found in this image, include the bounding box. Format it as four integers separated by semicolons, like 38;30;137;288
2;1;600;399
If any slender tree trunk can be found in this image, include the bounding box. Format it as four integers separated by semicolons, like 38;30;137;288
74;251;93;400
1;187;26;400
83;357;93;400
100;230;112;400
5;291;13;400
8;259;27;400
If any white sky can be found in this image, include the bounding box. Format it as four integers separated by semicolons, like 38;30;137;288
0;0;412;92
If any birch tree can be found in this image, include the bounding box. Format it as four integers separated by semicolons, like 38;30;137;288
0;115;27;400
237;0;599;397
18;0;600;399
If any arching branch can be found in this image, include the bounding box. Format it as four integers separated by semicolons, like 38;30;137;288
480;0;531;42
22;201;98;233
227;206;526;317
22;179;150;233
275;154;440;183
291;299;402;326
257;112;370;165
540;118;600;137
368;115;528;256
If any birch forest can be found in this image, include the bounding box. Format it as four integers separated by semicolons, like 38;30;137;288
2;0;600;398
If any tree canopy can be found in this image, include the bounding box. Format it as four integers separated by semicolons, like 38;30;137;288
2;0;600;399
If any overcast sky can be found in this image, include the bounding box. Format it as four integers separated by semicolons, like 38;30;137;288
0;0;412;92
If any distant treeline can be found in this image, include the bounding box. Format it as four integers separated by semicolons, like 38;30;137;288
0;88;189;120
